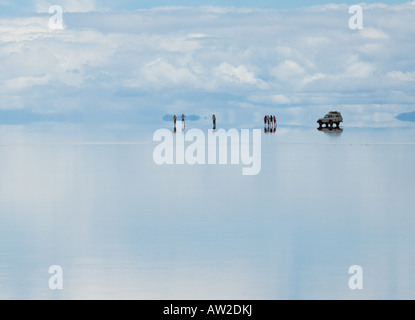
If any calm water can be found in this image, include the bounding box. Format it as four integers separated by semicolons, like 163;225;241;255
0;124;414;299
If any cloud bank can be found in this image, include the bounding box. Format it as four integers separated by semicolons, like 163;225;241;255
0;3;414;128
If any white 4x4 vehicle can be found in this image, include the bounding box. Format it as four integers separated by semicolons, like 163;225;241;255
317;111;343;129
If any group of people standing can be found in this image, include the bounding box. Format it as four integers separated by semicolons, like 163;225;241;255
171;113;278;134
264;115;277;126
264;115;277;134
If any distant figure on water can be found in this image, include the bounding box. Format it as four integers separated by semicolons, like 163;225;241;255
181;114;185;131
269;115;275;128
212;114;216;130
173;115;177;133
264;114;277;134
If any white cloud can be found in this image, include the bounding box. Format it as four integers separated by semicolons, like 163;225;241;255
305;36;330;46
248;94;292;105
271;60;305;80
214;63;256;85
158;36;201;53
344;55;374;79
358;43;382;55
214;63;268;89
0;17;49;42
3;75;50;92
301;73;327;85
360;27;389;39
0;3;413;123
141;58;200;88
187;33;209;39
387;71;415;81
34;0;97;13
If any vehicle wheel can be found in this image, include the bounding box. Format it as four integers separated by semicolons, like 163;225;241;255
335;122;340;128
329;120;333;128
318;121;322;128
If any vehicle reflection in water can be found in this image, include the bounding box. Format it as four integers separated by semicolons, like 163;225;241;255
317;127;343;136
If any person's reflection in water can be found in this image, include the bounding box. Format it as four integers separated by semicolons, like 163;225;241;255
173;115;177;133
181;114;185;131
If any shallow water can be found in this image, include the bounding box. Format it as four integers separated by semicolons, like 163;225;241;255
0;125;414;299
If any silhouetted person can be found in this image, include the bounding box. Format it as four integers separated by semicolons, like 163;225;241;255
173;115;177;133
181;114;185;130
212;114;216;130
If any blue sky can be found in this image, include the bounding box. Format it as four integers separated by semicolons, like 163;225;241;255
73;0;415;10
0;0;410;15
0;0;414;131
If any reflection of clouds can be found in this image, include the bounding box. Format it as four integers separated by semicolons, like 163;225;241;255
0;129;414;299
0;145;97;210
264;143;415;299
57;259;265;300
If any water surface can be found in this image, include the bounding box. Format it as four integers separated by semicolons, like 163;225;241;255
0;124;414;299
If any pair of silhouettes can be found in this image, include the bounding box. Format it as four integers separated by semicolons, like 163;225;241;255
173;114;186;133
